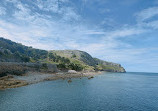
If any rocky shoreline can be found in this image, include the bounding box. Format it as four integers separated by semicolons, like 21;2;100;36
0;75;28;90
0;71;102;90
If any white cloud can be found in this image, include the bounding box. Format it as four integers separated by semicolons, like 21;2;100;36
101;18;116;27
145;20;158;29
0;0;158;72
62;7;80;21
0;6;6;15
135;6;158;22
105;28;145;39
13;3;35;21
83;30;105;35
37;0;62;13
36;0;80;22
135;6;158;30
0;0;147;59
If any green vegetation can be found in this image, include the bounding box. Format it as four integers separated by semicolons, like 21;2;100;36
0;64;27;77
48;52;70;64
51;50;125;72
72;54;76;58
48;52;84;71
0;37;126;72
0;37;48;62
95;64;124;72
57;63;83;71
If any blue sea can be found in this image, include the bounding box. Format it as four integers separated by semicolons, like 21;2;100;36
0;72;158;111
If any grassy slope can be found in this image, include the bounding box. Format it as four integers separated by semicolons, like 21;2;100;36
0;37;48;62
51;50;126;72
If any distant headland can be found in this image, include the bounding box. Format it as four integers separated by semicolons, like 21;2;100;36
0;37;125;89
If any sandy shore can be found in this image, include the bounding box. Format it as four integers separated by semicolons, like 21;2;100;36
0;71;102;90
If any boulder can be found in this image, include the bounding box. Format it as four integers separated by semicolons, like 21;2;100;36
68;70;77;74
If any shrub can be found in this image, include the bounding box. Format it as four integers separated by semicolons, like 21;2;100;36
42;63;48;69
57;63;66;69
68;63;83;71
72;54;76;58
0;63;27;77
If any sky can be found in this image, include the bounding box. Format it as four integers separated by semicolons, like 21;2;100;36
0;0;158;72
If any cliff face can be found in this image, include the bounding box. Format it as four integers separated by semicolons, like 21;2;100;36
94;58;126;72
0;37;126;73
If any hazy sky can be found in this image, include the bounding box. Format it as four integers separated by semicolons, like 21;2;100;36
0;0;158;72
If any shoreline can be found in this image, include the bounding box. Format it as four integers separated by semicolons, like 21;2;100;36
0;71;103;90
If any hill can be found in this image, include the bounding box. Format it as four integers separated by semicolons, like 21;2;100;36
0;37;125;72
0;37;48;62
51;50;125;72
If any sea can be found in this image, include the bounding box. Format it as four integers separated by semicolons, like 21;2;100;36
0;72;158;111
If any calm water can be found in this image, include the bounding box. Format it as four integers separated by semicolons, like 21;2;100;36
0;72;158;111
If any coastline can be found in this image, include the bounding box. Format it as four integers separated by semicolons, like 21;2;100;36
0;71;102;90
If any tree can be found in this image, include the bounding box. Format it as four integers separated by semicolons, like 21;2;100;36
68;63;83;71
72;54;76;58
21;55;30;62
57;63;66;69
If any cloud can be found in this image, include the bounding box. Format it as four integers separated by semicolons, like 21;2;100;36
0;0;85;50
0;6;6;15
36;0;80;22
62;7;80;21
83;30;105;35
135;7;158;22
104;27;146;39
135;6;158;30
36;0;69;13
13;2;35;21
145;20;158;29
37;0;60;13
0;0;158;72
101;18;117;28
0;0;148;55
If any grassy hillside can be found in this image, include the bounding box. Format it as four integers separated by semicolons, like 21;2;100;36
0;37;126;72
49;50;96;71
0;37;48;62
51;50;126;72
51;50;97;66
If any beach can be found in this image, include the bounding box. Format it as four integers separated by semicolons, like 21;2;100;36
0;71;102;90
